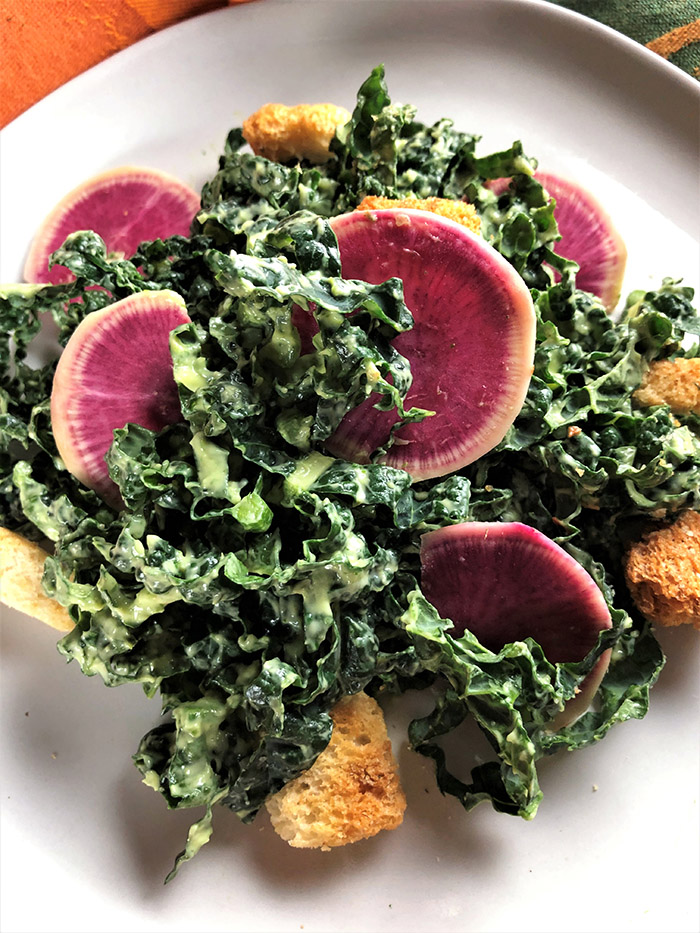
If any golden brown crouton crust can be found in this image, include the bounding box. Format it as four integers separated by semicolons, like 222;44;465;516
634;358;700;416
0;527;73;631
266;692;406;849
624;511;700;629
242;102;351;164
356;195;481;235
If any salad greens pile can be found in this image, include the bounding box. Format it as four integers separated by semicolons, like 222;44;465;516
1;66;699;879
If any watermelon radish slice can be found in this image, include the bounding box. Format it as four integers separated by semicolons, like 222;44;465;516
51;290;191;505
324;209;536;481
24;167;201;285
489;171;627;311
420;521;612;727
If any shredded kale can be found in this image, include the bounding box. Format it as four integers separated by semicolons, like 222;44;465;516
1;64;698;880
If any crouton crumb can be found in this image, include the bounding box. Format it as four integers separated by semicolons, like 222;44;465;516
242;102;351;164
634;358;700;416
266;692;406;849
0;527;73;631
624;511;700;629
356;195;481;235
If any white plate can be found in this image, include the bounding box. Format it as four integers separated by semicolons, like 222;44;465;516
1;2;699;932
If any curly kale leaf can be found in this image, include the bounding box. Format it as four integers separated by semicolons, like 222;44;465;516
194;64;557;284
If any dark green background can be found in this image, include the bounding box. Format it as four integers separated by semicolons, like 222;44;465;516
547;0;700;76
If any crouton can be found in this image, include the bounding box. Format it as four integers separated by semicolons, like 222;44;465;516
634;357;700;416
242;102;351;164
356;195;481;235
0;527;72;631
624;510;700;629
266;691;406;849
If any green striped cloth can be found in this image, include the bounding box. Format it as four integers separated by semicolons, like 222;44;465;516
547;0;700;77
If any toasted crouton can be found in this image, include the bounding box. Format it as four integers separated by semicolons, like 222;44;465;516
0;527;72;631
624;511;700;629
356;195;481;235
266;692;406;849
242;102;351;164
634;358;700;416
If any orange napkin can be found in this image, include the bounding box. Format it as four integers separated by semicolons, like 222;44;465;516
1;0;253;130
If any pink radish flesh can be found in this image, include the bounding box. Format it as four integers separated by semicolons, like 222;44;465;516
489;171;627;310
24;167;201;285
50;290;191;504
420;521;612;724
292;304;318;356
324;209;536;481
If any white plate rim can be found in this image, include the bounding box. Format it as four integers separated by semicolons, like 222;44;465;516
3;0;700;137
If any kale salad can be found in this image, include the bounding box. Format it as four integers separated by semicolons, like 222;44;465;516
1;66;698;878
